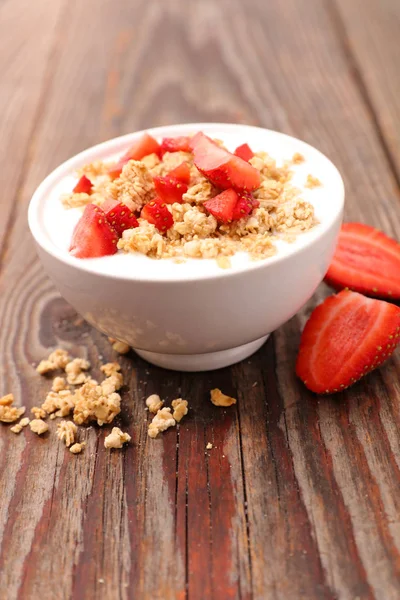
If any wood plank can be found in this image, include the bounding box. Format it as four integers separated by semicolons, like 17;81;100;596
333;0;400;179
0;0;400;598
0;0;66;251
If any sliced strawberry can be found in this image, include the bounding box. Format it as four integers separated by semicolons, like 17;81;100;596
73;175;93;194
234;143;254;162
232;193;254;220
296;290;400;394
103;201;139;236
191;132;261;191
141;199;173;232
325;223;400;300
167;162;191;184
122;133;161;161
203;189;239;223
153;175;188;204
69;204;118;258
160;136;192;156
107;161;125;181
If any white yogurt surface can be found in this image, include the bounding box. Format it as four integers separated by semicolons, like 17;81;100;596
30;124;344;281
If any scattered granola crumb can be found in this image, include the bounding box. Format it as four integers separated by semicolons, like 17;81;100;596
70;442;86;454
305;174;322;189
171;399;188;422
65;358;91;385
31;406;47;420
52;376;68;392
206;442;213;450
292;152;305;165
210;388;237;407
57;420;77;447
148;407;176;438
42;390;74;418
108;338;131;354
104;427;131;449
145;394;164;414
0;394;26;423
73;380;121;426
100;362;121;378
36;349;70;374
10;417;30;434
29;419;49;435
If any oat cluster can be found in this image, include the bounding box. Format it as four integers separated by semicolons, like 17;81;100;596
63;142;319;262
146;395;189;438
0;394;26;423
210;388;237;407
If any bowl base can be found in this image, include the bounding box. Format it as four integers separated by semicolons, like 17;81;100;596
133;335;269;372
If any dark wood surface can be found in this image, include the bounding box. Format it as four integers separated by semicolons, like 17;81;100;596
1;0;400;598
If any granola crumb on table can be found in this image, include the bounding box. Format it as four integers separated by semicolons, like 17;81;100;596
29;419;49;435
36;349;70;374
171;399;188;422
31;406;47;419
206;442;213;450
52;376;68;392
108;338;131;354
100;362;121;377
70;442;86;454
145;394;164;414
57;420;77;447
0;394;26;423
210;388;237;407
104;427;131;449
148;407;176;438
10;418;30;434
65;358;91;385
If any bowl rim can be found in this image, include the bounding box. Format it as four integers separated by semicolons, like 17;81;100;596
28;122;345;283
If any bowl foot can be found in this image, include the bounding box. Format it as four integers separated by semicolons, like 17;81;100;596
133;335;269;372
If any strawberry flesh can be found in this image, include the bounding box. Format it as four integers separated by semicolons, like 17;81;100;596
73;175;93;194
160;136;192;156
141;199;174;232
203;189;239;224
103;200;139;236
232;193;254;220
325;222;400;300
167;162;191;184
296;290;400;394
69;204;118;258
234;143;254;162
191;132;261;191
122;133;161;161
153;175;188;204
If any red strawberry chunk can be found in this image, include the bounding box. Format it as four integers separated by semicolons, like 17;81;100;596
232;193;254;221
160;136;192;156
191;132;261;191
153;175;188;204
296;290;400;394
107;161;125;181
167;162;191;184
122;133;161;161
325;223;400;300
203;189;239;224
141;199;174;232
234;143;254;162
69;204;118;259
103;200;139;236
73;175;93;194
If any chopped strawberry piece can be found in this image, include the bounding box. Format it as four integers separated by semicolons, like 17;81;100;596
160;136;192;156
296;290;400;394
234;143;254;162
153;175;188;204
325;223;400;300
107;161;125;180
167;162;191;184
232;194;254;220
191;132;261;191
141;199;173;232
251;197;260;209
103;201;139;236
121;133;161;161
69;204;118;259
73;175;93;194
204;189;239;223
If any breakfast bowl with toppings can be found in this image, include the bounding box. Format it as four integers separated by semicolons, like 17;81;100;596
28;123;344;371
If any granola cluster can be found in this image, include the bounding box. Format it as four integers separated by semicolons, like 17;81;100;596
63;137;319;262
146;394;189;438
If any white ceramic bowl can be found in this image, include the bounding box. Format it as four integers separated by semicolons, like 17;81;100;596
28;123;344;371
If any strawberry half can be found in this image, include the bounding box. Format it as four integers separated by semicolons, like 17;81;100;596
325;223;400;300
234;143;254;162
160;136;192;156
73;175;93;194
203;189;239;224
69;204;118;258
167;162;191;184
232;193;254;220
103;200;139;236
153;175;188;204
141;199;173;232
296;290;400;394
191;132;261;192
121;133;161;161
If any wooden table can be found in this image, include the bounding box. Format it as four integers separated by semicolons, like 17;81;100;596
1;0;400;598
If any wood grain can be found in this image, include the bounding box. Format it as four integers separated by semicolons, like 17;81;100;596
0;0;400;598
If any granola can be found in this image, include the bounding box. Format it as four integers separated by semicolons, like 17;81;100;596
36;349;70;374
145;394;164;414
210;388;237;407
104;427;131;449
65;358;91;385
29;419;49;435
70;442;86;454
64;132;318;263
0;394;26;423
10;418;30;434
148;407;176;438
171;398;188;422
57;420;77;447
